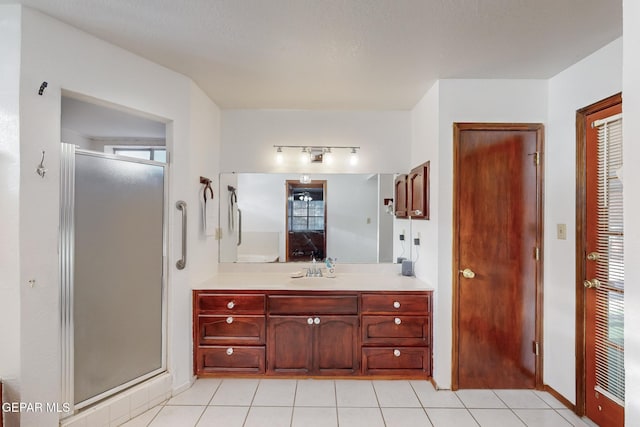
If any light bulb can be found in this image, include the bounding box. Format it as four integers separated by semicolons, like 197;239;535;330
275;147;283;164
300;148;309;164
349;148;358;166
324;149;333;165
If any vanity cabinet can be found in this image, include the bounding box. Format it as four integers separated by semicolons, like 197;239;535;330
268;294;359;375
193;289;432;378
361;292;431;376
194;292;266;375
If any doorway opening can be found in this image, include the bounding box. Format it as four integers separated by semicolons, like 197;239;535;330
286;180;327;261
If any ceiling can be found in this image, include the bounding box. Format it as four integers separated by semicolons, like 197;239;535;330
5;0;622;110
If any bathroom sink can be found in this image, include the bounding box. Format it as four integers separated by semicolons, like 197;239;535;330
288;276;336;287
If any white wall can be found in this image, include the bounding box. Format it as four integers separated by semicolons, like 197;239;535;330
411;79;548;388
623;1;640;424
15;7;220;426
0;5;22;427
545;38;622;403
221;110;411;174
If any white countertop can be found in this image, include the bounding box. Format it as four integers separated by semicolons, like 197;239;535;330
195;272;432;291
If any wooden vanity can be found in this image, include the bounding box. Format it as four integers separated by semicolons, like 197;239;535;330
193;287;432;379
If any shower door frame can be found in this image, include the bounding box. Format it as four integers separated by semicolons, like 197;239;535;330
60;145;169;413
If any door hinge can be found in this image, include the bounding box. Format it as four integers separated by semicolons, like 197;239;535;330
534;247;540;261
534;152;540;166
533;341;540;356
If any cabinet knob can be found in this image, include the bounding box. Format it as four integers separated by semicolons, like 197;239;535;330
314;317;320;325
226;347;234;356
226;316;234;324
393;301;401;309
414;209;422;216
393;349;401;357
394;317;401;325
307;317;314;325
227;301;235;309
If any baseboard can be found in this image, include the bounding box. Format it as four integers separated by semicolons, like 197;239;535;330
172;375;196;397
543;384;576;411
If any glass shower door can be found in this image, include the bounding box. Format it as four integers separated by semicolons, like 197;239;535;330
60;144;166;409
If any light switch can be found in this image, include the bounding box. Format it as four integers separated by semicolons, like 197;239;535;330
557;224;567;240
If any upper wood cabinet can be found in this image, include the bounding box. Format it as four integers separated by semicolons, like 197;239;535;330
408;161;430;220
394;174;408;218
394;161;430;220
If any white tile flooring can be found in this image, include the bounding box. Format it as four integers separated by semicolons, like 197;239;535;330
120;378;597;427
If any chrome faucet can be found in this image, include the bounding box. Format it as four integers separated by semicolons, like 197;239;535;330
306;257;323;277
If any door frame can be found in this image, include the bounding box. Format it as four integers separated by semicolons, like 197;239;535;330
451;122;545;390
574;92;622;416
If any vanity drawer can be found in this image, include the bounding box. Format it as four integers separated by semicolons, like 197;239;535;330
197;346;265;374
362;346;431;376
268;295;358;315
198;315;265;345
197;293;265;314
361;315;430;346
361;293;430;314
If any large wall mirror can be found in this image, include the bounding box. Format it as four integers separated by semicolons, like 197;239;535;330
219;173;395;263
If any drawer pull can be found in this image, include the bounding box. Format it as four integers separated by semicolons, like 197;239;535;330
307;317;314;325
394;317;402;325
393;301;401;309
393;349;401;357
314;317;320;325
226;347;234;356
227;301;235;309
226;316;234;324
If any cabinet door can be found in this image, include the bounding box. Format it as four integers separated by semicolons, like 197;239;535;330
394;174;408;218
268;316;313;374
315;316;359;375
408;162;430;219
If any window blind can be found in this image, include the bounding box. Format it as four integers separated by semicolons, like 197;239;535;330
594;115;625;405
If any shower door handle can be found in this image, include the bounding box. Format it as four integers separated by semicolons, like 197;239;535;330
176;201;187;270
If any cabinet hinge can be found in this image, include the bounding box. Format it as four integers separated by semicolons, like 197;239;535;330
534;247;540;261
533;341;540;356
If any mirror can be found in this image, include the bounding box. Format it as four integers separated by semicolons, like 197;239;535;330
219;173;395;263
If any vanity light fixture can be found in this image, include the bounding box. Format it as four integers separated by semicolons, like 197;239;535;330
273;145;361;165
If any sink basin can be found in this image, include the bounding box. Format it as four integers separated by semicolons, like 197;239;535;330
288;277;336;287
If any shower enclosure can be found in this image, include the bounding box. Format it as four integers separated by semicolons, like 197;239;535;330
60;143;167;411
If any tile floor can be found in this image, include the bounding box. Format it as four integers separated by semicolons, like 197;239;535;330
121;378;597;427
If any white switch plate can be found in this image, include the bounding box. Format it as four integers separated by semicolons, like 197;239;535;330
557;224;567;240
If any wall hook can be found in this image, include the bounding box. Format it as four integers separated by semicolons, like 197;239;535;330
36;150;47;178
38;81;48;96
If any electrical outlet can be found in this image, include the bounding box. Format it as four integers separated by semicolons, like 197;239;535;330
414;237;420;245
399;233;405;241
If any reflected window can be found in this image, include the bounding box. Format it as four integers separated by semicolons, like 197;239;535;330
112;147;166;162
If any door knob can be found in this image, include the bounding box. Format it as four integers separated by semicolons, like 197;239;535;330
459;268;475;279
584;278;601;289
587;252;600;261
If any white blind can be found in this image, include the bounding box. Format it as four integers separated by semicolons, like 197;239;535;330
594;115;625;405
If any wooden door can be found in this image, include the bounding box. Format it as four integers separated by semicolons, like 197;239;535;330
408;162;430;219
394;174;408;218
583;101;624;427
453;123;543;389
